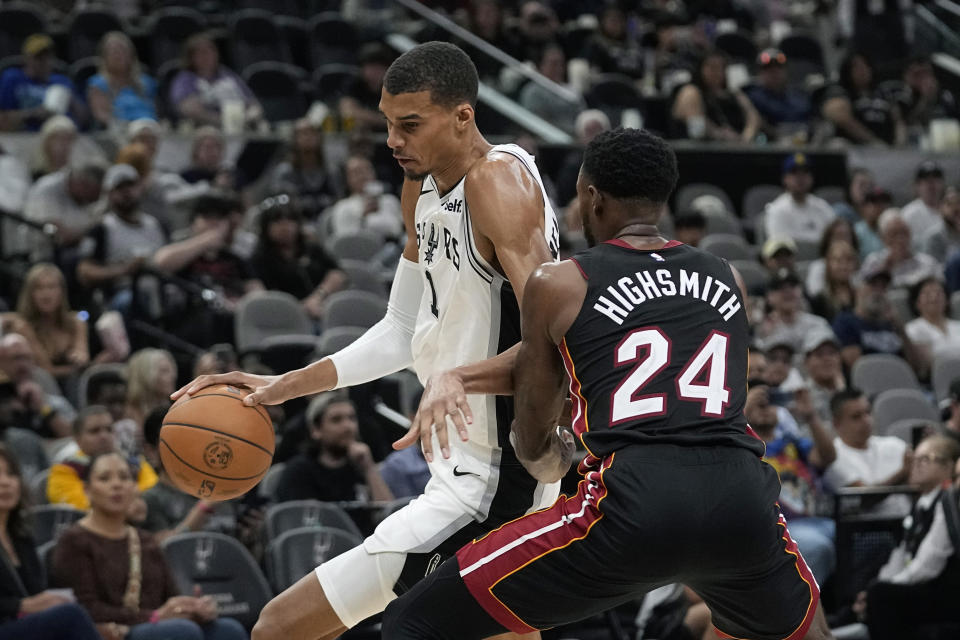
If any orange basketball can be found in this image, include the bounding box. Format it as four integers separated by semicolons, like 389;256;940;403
159;384;274;501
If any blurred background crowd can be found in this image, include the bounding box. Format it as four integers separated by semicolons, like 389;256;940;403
1;0;960;639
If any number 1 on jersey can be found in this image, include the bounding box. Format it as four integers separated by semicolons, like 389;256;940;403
611;328;730;423
425;271;439;318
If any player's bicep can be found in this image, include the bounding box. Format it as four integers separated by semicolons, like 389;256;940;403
400;178;421;262
465;157;552;304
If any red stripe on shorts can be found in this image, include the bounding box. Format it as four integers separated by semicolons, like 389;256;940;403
455;455;615;634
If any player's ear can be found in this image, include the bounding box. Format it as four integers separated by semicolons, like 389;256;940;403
587;185;602;216
455;103;474;130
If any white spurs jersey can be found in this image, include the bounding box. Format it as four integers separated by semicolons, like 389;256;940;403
408;144;560;505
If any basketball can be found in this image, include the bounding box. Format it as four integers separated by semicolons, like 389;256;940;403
159;384;274;501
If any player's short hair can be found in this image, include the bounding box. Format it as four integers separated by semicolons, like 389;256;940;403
581;128;677;204
830;388;864;420
383;41;479;108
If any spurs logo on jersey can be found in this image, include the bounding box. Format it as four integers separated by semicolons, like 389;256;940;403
411;144;560;455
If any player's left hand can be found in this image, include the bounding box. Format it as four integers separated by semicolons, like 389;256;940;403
394;370;473;462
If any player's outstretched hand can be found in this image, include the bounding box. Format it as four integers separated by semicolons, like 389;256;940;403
393;370;473;462
170;371;284;406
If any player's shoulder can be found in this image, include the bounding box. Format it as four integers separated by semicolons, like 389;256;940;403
527;259;583;296
463;145;535;196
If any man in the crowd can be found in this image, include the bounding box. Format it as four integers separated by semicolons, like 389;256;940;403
901;161;945;251
671;211;707;248
76;163;167;310
832;265;923;371
761;236;798;275
855;187;894;259
0;34;84;131
23;161;104;260
755;268;832;353
859;208;941;290
328;155;404;240
745;48;812;136
47;405;157;509
802;329;846;427
339;43;394;132
0;333;73;438
764;152;836;244
888;55;959;129
825;388;913;515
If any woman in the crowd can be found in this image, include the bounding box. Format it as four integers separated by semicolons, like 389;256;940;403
7;263;91;380
250;195;347;321
169;32;262;128
117;349;176;457
808;239;859;323
833;167;874;223
0;446;101;640
583;4;645;78
805;219;860;297
905;277;960;375
671;50;760;142
50;452;247;640
32;115;76;180
266;119;342;221
87;32;157;128
822;52;906;146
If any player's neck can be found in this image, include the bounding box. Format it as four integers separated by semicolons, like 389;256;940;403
430;133;492;195
609;223;666;249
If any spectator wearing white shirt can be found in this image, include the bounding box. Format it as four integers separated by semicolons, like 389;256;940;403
755;268;832;354
328;155;403;240
764;152;836;244
859;208;941;289
905;277;960;376
22;161;105;261
864;435;960;640
825;388;912;515
901;161;945;252
922;186;960;264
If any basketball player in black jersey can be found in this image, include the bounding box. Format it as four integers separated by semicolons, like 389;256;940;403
382;129;833;640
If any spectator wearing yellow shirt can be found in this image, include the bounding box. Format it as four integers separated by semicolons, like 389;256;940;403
47;405;156;509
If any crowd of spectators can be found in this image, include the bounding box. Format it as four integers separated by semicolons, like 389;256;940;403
0;0;959;639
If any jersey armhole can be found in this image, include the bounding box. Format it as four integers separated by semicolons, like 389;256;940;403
568;257;588;281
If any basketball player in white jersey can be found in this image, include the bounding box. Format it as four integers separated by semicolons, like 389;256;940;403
172;42;562;640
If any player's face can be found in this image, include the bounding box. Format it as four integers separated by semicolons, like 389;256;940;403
575;168;598;247
380;89;469;181
85;453;136;517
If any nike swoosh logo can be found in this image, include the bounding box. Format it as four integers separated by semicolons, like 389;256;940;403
452;465;479;478
420;189;433;195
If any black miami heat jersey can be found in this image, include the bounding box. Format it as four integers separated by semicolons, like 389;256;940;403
560;239;763;463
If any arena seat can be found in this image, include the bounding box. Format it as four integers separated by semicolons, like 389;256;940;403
699;233;754;261
741;184;782;222
932;346;960;401
31;505;84;547
714;31;757;64
309;13;360;68
66;7;126;62
329;230;385;262
585;73;644;127
265;526;361;592
675;183;735;217
257;462;287;501
312;63;361;105
265;500;362;540
276;16;311;72
243;61;308;123
229;9;290;71
322;290;387;331
316;326;367;358
145;7;206;72
163;532;272;630
234;290;312;355
871;388;939;436
0;3;48;60
850;354;921;398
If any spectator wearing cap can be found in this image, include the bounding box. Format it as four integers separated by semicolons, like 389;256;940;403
902;161;946;251
808;239;858;323
904;277;960;376
802;330;846;426
760;236;797;275
764;153;836;244
671;211;706;248
0;333;74;440
922;186;960;264
519;44;586;135
76;164;166;307
340;43;395;132
743;382;837;583
745;48;813;135
87;31;157;128
854;187;893;259
170;32;262;128
832;265;923;371
859;208;941;290
824;388;912;515
22;161;105;261
757;338;805;397
755;268;831;353
152;192;262;314
0;34;84;132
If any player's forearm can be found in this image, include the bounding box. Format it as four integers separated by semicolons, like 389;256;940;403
455;343;519;396
277;358;339;399
510;426;572;484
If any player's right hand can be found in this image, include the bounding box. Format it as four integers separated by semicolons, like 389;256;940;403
394;370;473;462
170;371;284;406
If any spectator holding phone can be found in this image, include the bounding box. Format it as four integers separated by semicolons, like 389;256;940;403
328;155;403;240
